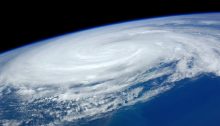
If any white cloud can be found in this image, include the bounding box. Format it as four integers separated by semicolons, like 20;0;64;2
0;13;220;123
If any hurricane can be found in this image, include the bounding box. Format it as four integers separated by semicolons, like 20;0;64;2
0;13;220;125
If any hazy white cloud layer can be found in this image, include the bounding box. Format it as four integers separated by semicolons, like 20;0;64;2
0;13;220;124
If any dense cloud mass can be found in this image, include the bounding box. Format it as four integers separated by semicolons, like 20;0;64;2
0;13;220;125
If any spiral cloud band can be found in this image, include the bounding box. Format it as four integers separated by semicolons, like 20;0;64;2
0;13;220;124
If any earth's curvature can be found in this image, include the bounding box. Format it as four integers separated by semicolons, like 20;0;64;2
0;13;220;126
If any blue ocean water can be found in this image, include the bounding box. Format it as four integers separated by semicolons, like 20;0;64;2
80;74;220;126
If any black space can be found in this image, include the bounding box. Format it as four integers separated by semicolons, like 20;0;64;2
1;0;220;53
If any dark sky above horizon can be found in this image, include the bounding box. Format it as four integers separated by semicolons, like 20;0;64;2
1;0;220;53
